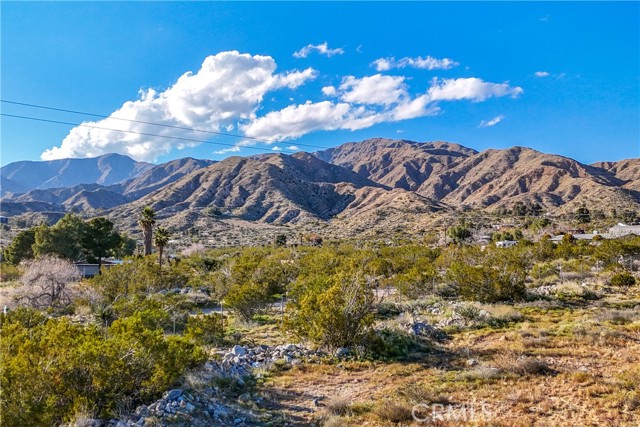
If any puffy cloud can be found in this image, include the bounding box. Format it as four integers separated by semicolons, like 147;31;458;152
427;78;523;102
372;55;459;71
534;71;550;77
41;51;316;161
479;114;505;128
42;49;524;160
338;74;408;106
322;85;337;96
293;42;344;58
371;57;392;71
241;76;521;142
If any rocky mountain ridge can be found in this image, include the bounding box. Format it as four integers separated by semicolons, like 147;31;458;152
1;139;638;232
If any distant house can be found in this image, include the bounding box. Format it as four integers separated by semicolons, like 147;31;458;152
550;233;597;243
74;260;118;278
495;240;518;248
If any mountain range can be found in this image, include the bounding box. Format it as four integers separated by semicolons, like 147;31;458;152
1;138;638;233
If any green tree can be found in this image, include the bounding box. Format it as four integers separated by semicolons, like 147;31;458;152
2;228;36;265
82;217;121;271
446;225;471;245
114;233;137;258
138;206;156;256
154;227;170;267
33;214;85;261
274;233;287;247
575;206;591;224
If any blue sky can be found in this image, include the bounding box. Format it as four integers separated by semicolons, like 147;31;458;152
1;1;638;166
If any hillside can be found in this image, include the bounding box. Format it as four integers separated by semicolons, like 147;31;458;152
0;153;153;193
1;138;638;234
108;153;380;230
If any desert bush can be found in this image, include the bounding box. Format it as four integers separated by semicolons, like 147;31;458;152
398;383;450;405
0;262;22;282
610;272;636;288
0;313;206;426
285;272;377;349
374;400;414;423
363;328;428;360
91;257;189;301
446;262;526;303
325;396;352;416
597;308;638;325
18;256;82;309
224;281;272;322
185;313;225;345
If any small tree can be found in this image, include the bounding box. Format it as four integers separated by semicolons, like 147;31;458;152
2;228;36;265
18;256;82;309
82;217;121;271
33;213;85;261
138;206;156;256
446;225;471;245
575;206;591;224
154;227;170;267
274;234;287;247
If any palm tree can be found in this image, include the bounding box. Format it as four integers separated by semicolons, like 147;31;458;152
154;227;170;267
138;206;156;256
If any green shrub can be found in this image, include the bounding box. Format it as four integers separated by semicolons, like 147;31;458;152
446;261;526;303
185;313;225;345
0;262;22;282
285;273;376;349
610;272;636;288
224;281;271;322
0;313;206;426
363;328;428;360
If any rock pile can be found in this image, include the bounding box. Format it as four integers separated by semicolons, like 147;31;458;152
403;321;448;341
99;343;323;427
206;343;325;379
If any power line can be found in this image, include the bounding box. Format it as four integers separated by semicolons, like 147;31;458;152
0;99;331;151
1;113;300;154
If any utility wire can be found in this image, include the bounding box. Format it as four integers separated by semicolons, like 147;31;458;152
0;113;300;154
0;99;331;151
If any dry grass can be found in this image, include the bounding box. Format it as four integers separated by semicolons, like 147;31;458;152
373;400;414;423
324;396;352;417
258;292;640;427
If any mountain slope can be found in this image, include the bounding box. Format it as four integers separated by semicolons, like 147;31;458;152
414;146;635;210
592;158;640;191
108;153;381;229
0;153;154;193
315;138;477;191
2;157;215;212
117;157;215;198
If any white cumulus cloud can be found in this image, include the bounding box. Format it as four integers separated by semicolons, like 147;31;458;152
41;51;317;161
293;42;344;58
479;114;505;128
427;78;523;102
338;74;408;106
534;71;550;77
240;76;522;143
372;55;459;71
322;85;337;96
